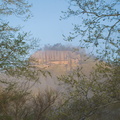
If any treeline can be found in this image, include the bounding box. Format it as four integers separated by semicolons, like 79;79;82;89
43;43;75;51
41;43;86;60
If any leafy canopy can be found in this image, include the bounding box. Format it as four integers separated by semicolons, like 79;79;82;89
62;0;120;60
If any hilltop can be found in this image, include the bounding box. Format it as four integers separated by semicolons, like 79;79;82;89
30;44;97;75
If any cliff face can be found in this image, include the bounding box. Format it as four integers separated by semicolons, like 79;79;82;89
29;50;97;93
30;50;81;70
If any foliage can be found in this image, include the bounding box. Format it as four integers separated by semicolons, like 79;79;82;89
0;0;120;120
44;43;74;51
0;1;57;119
55;63;120;120
0;23;28;70
54;0;120;120
0;0;48;80
31;90;58;120
62;0;120;59
0;82;58;120
0;0;30;72
43;43;86;58
0;0;32;19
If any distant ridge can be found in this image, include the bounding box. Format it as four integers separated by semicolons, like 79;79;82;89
30;50;81;70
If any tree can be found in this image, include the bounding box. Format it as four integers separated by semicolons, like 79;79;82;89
62;0;120;60
0;1;57;119
54;63;120;120
0;0;32;19
55;0;120;119
0;0;31;73
0;81;58;120
0;0;47;81
43;43;74;51
31;90;58;120
0;82;31;120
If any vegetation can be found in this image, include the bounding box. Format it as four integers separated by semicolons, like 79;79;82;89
54;0;120;119
0;1;56;120
62;0;120;59
0;83;58;120
0;0;120;120
43;43;73;51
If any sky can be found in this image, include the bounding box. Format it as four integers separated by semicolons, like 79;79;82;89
3;0;119;58
6;0;81;48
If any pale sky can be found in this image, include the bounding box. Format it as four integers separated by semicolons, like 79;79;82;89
6;0;80;48
3;0;119;57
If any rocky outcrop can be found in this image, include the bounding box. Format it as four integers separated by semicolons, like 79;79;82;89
30;50;81;70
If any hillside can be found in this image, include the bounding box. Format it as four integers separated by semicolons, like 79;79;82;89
30;49;97;75
30;50;80;70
